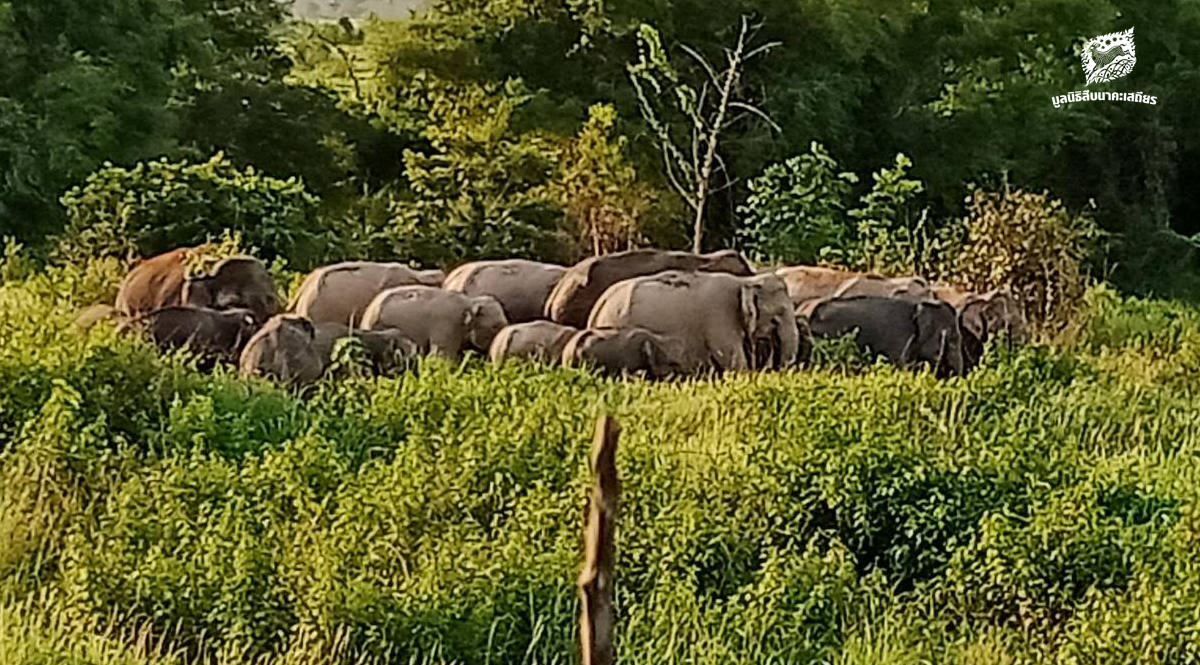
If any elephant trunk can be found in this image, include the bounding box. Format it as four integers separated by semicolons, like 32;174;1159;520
775;316;800;368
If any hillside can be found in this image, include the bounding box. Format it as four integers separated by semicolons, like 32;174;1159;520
2;257;1199;664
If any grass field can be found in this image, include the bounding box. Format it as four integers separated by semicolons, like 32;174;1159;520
2;257;1200;664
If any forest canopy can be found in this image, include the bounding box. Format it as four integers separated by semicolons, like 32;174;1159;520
1;0;1197;297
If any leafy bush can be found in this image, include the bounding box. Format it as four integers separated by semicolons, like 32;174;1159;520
737;142;858;266
55;153;325;268
737;147;933;272
943;187;1101;333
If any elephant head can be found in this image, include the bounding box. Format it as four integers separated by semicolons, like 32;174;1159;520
239;314;325;384
183;257;281;323
462;295;509;353
561;327;684;379
738;274;800;369
912;300;965;378
960;290;1028;345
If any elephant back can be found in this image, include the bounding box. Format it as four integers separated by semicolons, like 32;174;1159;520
547;249;753;328
114;247;193;317
294;262;441;327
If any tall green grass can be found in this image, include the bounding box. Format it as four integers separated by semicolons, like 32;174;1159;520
2;255;1199;664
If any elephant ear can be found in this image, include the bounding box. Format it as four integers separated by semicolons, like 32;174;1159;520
959;299;988;341
464;301;485;328
738;283;760;335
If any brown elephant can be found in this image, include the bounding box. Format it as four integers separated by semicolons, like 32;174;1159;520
832;275;933;301
773;265;871;307
114;248;280;322
114;248;191;316
489;321;579;365
240;315;418;384
129;306;259;367
803;295;965;377
560;327;688;379
443;259;566;324
545;249;754;327
290;261;447;326
360;286;508;359
588;270;800;373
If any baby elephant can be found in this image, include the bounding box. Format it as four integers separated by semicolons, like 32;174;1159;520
489;321;579;365
240;315;418;384
132;306;259;366
560;327;687;380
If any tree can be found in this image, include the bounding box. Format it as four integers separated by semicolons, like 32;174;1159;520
628;17;779;253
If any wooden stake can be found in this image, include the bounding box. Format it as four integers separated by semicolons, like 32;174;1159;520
579;415;620;665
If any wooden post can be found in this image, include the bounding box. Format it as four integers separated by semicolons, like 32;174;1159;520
579;415;620;665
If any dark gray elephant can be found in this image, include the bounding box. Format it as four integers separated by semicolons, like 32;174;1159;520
240;315;327;384
131;306;259;366
291;261;446;327
489;321;579;365
832;275;932;301
360;286;508;359
545;249;754;327
180;256;281;323
443;259;566;324
239;315;419;384
560;327;687;379
588;270;799;372
803;296;965;377
313;323;420;376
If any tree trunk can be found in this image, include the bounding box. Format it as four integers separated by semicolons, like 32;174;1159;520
578;414;620;665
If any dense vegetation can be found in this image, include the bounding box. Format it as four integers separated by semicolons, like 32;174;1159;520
2;251;1200;664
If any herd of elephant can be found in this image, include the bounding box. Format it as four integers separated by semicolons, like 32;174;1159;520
90;246;1029;384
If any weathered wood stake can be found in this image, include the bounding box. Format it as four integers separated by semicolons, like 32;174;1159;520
578;414;620;665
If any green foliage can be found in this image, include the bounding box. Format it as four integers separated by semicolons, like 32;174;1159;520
945;187;1102;332
843;154;931;275
552;103;663;257
737;142;859;265
55;154;324;268
3;249;1200;663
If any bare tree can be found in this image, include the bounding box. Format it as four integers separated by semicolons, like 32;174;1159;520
628;16;780;253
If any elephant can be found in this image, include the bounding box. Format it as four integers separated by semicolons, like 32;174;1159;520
545;248;754;327
489;321;579;365
310;323;420;376
774;265;871;307
588;270;800;373
239;315;419;384
360;286;508;359
115;249;280;323
958;290;1028;344
560;327;688;379
443;259;567;324
832;275;933;301
290;261;447;327
181;256;281;323
114;248;191;317
130;306;259;366
802;296;966;377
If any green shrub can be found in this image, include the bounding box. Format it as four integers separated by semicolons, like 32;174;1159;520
55;153;324;268
736;142;859;266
